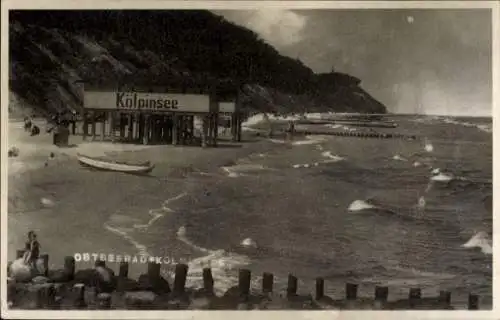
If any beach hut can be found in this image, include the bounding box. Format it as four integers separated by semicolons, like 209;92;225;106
79;78;243;146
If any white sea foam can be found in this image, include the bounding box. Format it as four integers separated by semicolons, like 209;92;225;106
476;124;492;133
324;124;342;129
241;237;257;248
291;135;326;146
176;226;253;295
242;112;323;128
425;181;435;193
292;140;319;146
442;117;492;133
417;196;426;209
40;197;55;207
430;172;453;182
177;226;211;254
413;161;422;167
135;192;188;229
161;192;189;211
321;151;344;162
392;154;407;161
185;250;253;296
104;223;150;256
269;139;287;144
462;232;492;255
222;164;267;177
424;141;434;153
104;192;188;257
133;210;165;230
222;167;241;178
348;200;375;212
292;162;318;169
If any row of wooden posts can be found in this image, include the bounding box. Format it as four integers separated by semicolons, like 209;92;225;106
10;251;481;310
80;111;243;146
292;129;418;140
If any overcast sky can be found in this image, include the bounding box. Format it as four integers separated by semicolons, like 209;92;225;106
216;9;492;116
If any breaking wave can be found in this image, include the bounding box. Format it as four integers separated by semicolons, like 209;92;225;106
431;172;454;182
424;140;434;153
176;226;254;295
221;163;271;178
442;118;492;133
462;232;492;255
348;200;376;212
291;135;327;146
40;197;55;207
321;151;344;162
392;154;407;161
291;149;344;169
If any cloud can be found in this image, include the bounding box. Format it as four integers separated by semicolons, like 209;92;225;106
217;9;492;116
217;9;307;49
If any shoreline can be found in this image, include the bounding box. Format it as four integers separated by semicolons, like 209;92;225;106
7;116;493;308
7;118;292;282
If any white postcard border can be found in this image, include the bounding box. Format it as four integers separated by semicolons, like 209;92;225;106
1;1;498;319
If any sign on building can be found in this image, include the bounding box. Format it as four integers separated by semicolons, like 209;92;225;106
218;102;236;113
84;91;211;113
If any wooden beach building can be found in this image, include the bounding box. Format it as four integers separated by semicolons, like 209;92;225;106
80;78;243;147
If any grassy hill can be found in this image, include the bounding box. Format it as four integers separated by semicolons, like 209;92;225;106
9;10;387;118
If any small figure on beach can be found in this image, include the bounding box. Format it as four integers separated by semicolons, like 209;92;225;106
8;146;20;158
23;116;32;132
70;110;77;134
30;125;40;136
45;152;55;167
23;231;41;270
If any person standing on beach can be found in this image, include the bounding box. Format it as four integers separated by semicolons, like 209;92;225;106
23;231;41;271
23;116;32;132
286;120;295;141
70;110;77;135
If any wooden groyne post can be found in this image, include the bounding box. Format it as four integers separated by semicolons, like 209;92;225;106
7;251;484;310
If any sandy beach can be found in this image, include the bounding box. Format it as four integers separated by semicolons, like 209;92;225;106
7;117;281;280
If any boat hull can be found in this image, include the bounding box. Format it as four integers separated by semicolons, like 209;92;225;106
77;154;154;174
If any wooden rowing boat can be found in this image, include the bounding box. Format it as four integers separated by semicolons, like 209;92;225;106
77;153;155;174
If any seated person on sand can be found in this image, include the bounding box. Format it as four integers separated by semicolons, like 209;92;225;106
30;125;40;136
23;231;41;272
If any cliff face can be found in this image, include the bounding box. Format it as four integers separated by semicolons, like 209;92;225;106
9;10;387;117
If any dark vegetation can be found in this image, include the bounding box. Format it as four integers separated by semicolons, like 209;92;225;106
9;10;387;117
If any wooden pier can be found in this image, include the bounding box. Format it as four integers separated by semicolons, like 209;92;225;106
7;251;483;310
